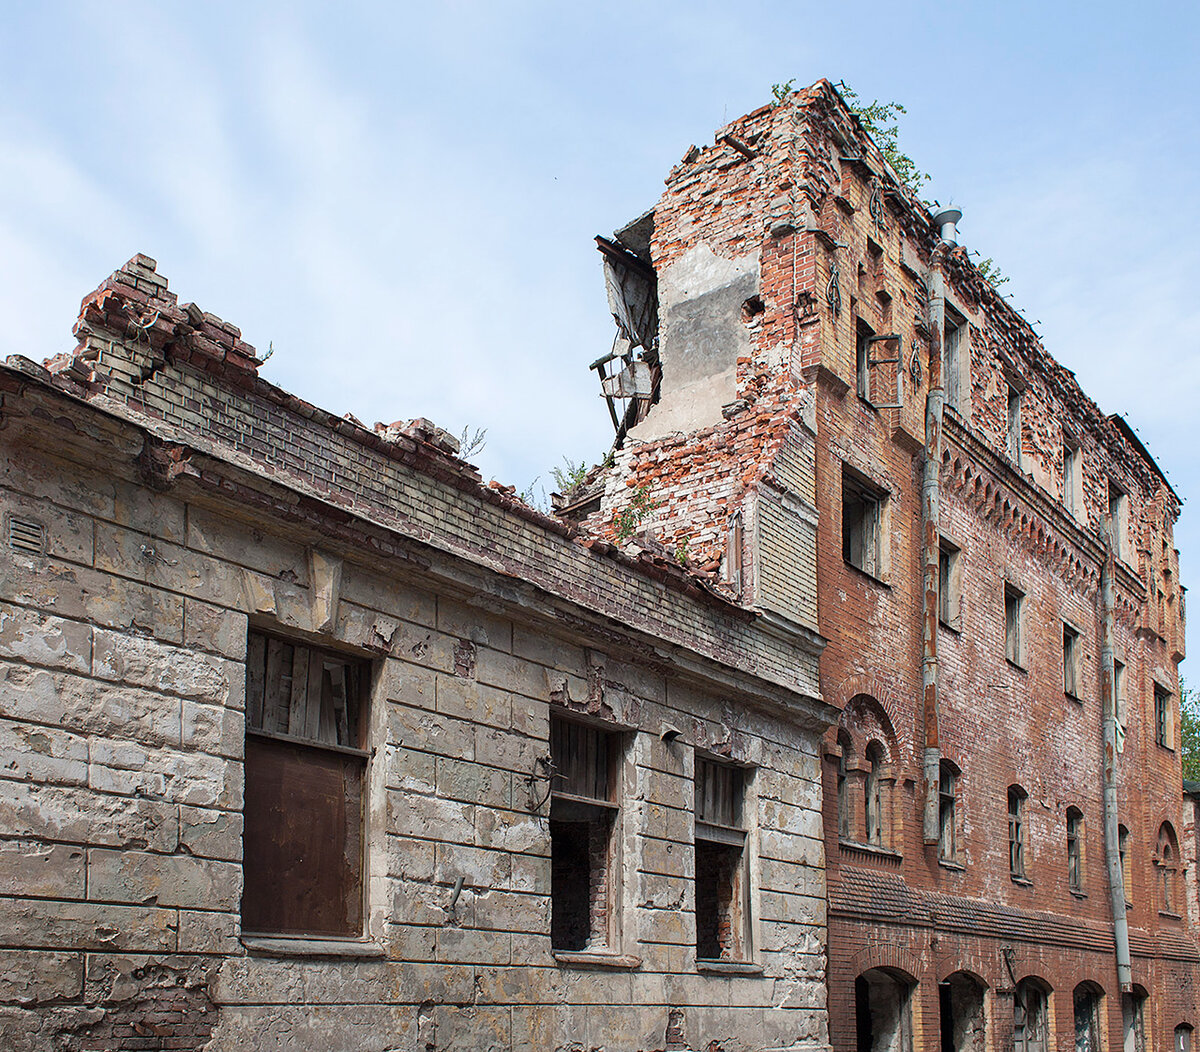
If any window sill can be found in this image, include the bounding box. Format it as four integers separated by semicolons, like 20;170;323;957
241;935;386;959
1005;658;1027;674
938;619;961;635
839;839;902;861
697;959;764;976
1070;889;1088;900
1159;910;1182;921
1066;692;1083;705
843;561;890;589
1011;875;1033;887
553;950;642;971
938;858;965;872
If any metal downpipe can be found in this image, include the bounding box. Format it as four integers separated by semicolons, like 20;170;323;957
1100;528;1133;991
922;242;947;845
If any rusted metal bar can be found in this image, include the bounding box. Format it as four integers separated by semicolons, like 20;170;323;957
1100;526;1133;992
921;242;946;846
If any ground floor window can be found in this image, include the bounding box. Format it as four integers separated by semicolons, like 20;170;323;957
1014;979;1049;1052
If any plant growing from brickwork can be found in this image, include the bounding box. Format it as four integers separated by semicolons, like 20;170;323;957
976;257;1010;288
1181;680;1200;781
550;457;589;498
459;426;487;460
613;485;659;541
835;84;930;194
675;537;690;566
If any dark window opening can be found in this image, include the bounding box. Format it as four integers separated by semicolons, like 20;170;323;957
550;716;619;952
1074;984;1102;1052
695;757;749;962
1014;980;1049;1052
938;761;958;862
857;317;875;401
1005;585;1024;666
844;466;885;578
939;539;961;629
1156;684;1171;749
243;631;370;938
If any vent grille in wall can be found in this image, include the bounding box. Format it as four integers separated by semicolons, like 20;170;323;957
7;516;46;556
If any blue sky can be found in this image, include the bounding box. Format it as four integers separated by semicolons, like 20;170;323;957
3;1;1197;666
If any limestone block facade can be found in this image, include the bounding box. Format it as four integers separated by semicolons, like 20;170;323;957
0;257;834;1051
586;81;1195;1052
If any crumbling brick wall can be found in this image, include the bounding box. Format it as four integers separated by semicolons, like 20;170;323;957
0;257;835;1052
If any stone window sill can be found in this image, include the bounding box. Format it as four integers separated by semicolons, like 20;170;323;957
241;935;386;959
1011;875;1033;887
1066;692;1083;705
1159;910;1182;921
553;950;642;971
938;858;966;872
1005;657;1027;674
697;959;764;976
1070;889;1088;900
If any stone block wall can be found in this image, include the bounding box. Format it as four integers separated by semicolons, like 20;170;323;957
0;259;834;1051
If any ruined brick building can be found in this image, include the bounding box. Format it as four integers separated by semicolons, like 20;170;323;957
0;253;833;1049
0;79;1193;1052
579;80;1195;1052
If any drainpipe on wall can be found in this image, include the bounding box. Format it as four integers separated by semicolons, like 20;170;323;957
921;228;951;845
1100;527;1133;991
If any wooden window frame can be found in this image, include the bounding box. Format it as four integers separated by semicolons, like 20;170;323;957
1066;807;1084;893
1009;786;1028;881
1063;624;1081;699
843;465;887;581
1005;584;1025;667
694;756;752;964
242;630;371;940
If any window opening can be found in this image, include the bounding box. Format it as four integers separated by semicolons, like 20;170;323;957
857;317;874;401
1157;823;1179;914
550;716;620;952
1108;480;1126;558
1014;980;1049;1052
865;743;884;846
1122;990;1146;1052
1007;385;1022;466
695;757;750;962
1118;824;1132;906
938;761;958;863
939;539;961;630
1005;585;1024;666
242;631;370;938
1009;786;1027;880
1175;1025;1194;1052
1155;684;1171;749
844;466;886;578
1063;441;1080;517
944;308;965;412
1063;625;1080;698
837;733;853;841
1074;984;1103;1052
1066;807;1083;892
1114;660;1127;753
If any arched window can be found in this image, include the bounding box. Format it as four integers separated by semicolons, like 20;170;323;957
939;759;960;863
1122;985;1147;1052
1175;1024;1194;1052
1014;978;1050;1052
1009;786;1028;880
865;742;884;846
1066;807;1084;892
1157;822;1180;914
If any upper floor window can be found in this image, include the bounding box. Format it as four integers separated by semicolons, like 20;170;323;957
1108;480;1127;559
1063;440;1081;518
837;732;852;840
1119;824;1132;905
1157;822;1179;915
938;759;960;863
944;307;966;412
1007;384;1023;466
1063;624;1080;699
1114;660;1128;753
1066;807;1084;892
864;742;884;846
1155;684;1173;749
1009;785;1028;880
243;631;371;938
843;465;887;579
856;317;875;402
1005;584;1025;667
939;538;962;630
695;757;751;962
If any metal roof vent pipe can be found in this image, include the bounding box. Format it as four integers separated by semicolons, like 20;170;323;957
932;208;962;245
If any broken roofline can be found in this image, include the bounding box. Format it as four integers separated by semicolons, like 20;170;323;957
640;78;1178;506
7;254;833;717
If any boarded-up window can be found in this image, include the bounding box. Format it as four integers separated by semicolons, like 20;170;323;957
243;631;370;937
550;716;620;952
695;757;749;961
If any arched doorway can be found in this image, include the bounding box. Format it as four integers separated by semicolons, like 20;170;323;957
939;971;986;1052
855;968;914;1052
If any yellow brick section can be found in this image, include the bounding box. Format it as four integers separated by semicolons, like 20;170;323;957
757;490;818;630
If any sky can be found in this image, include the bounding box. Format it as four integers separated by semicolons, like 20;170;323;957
2;1;1197;665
